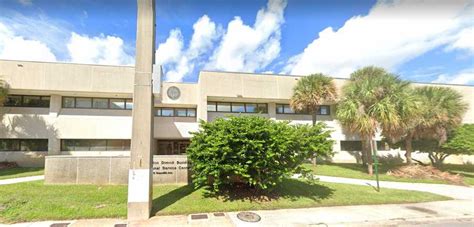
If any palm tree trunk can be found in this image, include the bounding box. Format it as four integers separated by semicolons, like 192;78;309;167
367;138;373;175
404;135;413;165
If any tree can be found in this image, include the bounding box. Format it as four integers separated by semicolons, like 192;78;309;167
0;79;8;106
336;66;412;175
415;86;467;144
290;73;337;126
411;124;473;166
187;115;333;193
382;87;424;164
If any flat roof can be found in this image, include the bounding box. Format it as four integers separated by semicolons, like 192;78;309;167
1;59;471;87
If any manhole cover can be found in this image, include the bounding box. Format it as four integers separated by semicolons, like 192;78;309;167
237;211;261;222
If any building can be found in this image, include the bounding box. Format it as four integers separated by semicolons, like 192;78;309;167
1;59;473;183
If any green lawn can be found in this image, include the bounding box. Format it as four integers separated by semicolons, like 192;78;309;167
306;163;474;185
0;168;44;180
0;179;448;223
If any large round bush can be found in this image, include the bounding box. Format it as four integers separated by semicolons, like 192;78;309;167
187;115;333;192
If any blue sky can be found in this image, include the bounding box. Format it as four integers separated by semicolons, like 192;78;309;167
0;0;473;84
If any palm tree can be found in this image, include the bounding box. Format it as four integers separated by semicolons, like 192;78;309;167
381;87;423;164
336;66;413;175
290;73;337;126
413;87;467;159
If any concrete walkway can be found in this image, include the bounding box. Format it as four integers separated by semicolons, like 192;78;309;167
0;175;44;185
315;175;474;201
5;200;472;226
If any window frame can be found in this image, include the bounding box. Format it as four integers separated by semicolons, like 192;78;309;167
62;97;132;110
276;104;331;115
0;139;48;152
4;95;50;108
155;107;197;117
207;102;268;114
60;139;131;151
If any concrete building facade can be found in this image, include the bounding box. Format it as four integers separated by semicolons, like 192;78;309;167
1;59;474;171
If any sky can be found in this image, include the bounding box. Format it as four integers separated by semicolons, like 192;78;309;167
0;0;473;85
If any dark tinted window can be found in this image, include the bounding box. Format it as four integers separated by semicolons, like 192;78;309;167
0;139;47;151
4;95;50;108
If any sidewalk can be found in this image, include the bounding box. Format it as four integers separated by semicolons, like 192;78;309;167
0;175;44;185
315;175;474;201
5;200;472;226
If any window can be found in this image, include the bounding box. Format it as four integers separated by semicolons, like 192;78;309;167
231;103;245;113
4;95;50;108
276;104;330;115
161;108;174;116
207;102;217;112
157;140;190;155
62;97;132;110
155;107;197;117
125;99;133;110
75;98;92;108
217;102;231;112
318;106;330;115
93;98;108;109
187;109;196;117
340;141;362;151
0;139;48;151
62;97;75;108
208;102;268;113
60;139;131;151
110;99;125;109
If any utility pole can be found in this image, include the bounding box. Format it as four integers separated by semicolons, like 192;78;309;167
127;0;155;221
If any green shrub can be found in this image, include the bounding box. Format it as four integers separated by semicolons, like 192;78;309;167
187;115;333;193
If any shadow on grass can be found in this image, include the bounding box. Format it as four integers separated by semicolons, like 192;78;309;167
151;184;195;214
204;179;334;203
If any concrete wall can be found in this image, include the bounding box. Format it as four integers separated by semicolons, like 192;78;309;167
45;155;190;185
45;156;130;184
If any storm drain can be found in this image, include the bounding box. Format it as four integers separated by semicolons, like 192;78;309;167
190;214;209;220
237;211;261;222
114;224;127;227
50;223;70;227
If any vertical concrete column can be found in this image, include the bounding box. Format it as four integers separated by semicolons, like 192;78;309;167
268;102;277;120
48;95;61;155
127;0;155;221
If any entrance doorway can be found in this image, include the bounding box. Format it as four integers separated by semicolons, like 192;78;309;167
156;140;190;155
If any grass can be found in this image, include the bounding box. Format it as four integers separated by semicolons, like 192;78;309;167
0;168;44;180
0;179;448;223
306;163;474;185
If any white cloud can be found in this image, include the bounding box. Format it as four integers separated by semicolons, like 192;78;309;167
155;29;184;65
446;27;474;54
67;32;134;65
17;0;33;6
206;0;287;72
433;68;474;85
284;0;473;77
156;15;220;81
0;22;56;62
